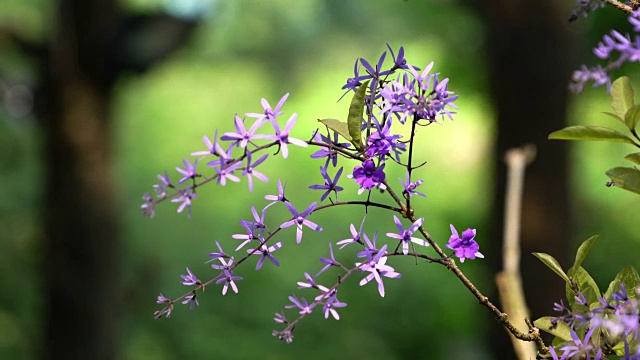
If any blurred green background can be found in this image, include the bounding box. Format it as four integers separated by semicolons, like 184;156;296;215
1;0;640;359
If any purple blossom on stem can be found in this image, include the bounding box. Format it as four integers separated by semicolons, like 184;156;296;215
154;171;172;198
180;267;201;286
176;158;199;185
141;192;155;218
171;186;198;217
191;131;219;157
242;151;269;192
310;131;351;168
256;113;308;158
357;244;402;297
265;179;288;207
447;224;484;263
156;293;171;304
232;220;260;251
336;216;366;249
285;295;316;315
182;292;199;309
214;160;242;186
387;43;410;71
280;201;323;244
246;93;289;124
309;166;344;202
348;159;386;194
241;205;267;234
322;292;347;320
316;243;341;277
215;269;243;295
365;118;402;158
386;216;428;255
559;327;602;360
399;172;426;198
248;242;283;270
274;311;287;324
207;241;230;263
356;230;380;261
297;272;330;293
221;115;264;148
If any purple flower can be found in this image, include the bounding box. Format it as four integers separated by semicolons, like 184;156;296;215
280;201;323;244
386;216;428;255
214;160;242;186
336;216;366;249
248;241;283;270
256;113;308;158
316;243;341;277
297;272;330;293
399;172;426;198
154;305;173;319
241;205;267;234
156;293;171;304
171;186;198;217
356;230;380;261
365;118;402;158
322;292;347;320
274;311;287;324
191;131;219;157
246;93;289;124
265;179;288;207
357;244;402;297
221;115;264;148
387;44;410;71
141;192;155;218
154;171;172;198
180;267;201;286
447;224;484;263
242;151;269;192
348;159;386;194
285;295;316;315
309;166;344;202
569;65;610;93
207;241;230;264
215;269;243;295
176;158;199;185
182;292;199;309
232;219;260;251
559;327;601;360
310;131;351;168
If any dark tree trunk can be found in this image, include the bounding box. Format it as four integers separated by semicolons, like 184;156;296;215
42;0;121;358
477;0;576;356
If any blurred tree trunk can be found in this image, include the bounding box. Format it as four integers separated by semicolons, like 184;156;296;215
476;0;576;356
42;0;121;358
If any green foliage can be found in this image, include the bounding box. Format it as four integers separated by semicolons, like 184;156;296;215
549;76;640;196
548;126;637;145
606;167;640;195
534;236;639;355
610;76;635;120
318;118;352;141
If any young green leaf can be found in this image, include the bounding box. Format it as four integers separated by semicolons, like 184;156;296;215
566;266;601;311
602;111;627;126
549;126;638;145
347;80;370;151
532;252;570;284
534;317;572;342
624;104;640;131
625;152;640;166
606;167;640;195
318;118;352;143
604;266;640;300
611;76;635;119
568;235;598;278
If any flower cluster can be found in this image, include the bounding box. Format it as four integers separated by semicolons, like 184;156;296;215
545;284;640;359
570;9;640;92
147;45;486;346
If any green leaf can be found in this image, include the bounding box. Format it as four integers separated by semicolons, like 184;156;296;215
568;235;598;278
625;104;640;131
611;76;635;119
566;266;601;311
602;111;626;126
604;266;640;300
532;252;570;284
347;80;370;151
318;118;352;142
534;317;572;342
625;152;640;166
548;126;638;145
606;167;640;195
